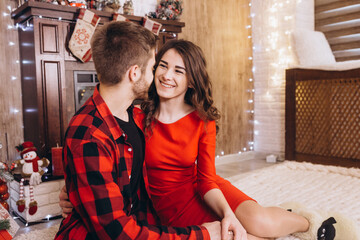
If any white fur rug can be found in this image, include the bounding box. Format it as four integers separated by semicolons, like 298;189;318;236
228;161;360;240
14;161;360;239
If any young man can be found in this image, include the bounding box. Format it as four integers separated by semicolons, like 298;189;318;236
55;21;221;240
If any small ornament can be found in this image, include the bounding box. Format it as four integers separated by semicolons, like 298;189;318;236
1;193;9;201
0;185;8;196
123;0;134;15
14;141;50;215
0;201;9;212
0;162;12;214
148;0;183;20
68;0;87;8
103;0;120;13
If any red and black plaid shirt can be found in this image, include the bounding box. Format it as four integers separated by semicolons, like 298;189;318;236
55;86;209;240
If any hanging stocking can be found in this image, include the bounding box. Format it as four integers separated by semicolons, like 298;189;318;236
69;9;100;62
28;186;37;215
143;17;162;36
112;13;129;22
16;179;25;212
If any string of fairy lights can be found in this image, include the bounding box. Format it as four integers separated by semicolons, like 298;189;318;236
252;0;301;155
3;4;22;119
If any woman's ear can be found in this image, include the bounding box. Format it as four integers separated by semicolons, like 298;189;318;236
128;65;142;83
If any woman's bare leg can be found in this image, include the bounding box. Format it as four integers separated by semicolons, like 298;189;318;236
235;200;309;238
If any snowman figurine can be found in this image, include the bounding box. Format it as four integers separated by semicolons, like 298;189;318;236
14;141;50;215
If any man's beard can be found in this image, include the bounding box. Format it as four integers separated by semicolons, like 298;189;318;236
133;75;151;100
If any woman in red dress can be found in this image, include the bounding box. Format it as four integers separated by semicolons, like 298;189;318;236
138;40;314;240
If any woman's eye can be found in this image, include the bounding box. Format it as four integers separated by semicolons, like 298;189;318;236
176;70;185;75
159;64;167;68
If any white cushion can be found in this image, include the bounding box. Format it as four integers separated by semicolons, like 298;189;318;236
292;60;360;71
292;29;336;66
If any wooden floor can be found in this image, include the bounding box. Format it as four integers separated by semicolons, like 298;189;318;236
13;158;275;237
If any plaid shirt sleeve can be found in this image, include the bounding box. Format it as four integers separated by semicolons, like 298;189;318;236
57;89;210;240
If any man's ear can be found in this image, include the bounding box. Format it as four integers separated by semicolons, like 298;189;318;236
128;65;142;83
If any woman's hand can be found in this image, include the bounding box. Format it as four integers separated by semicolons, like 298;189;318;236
59;185;74;218
221;212;247;240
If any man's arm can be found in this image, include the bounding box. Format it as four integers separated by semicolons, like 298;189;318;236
65;140;212;240
60;185;221;239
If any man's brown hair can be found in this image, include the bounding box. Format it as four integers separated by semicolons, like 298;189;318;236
91;21;157;85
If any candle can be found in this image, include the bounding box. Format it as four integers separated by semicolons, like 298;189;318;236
52;146;64;176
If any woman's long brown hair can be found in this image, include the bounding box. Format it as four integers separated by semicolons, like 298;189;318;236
141;39;220;135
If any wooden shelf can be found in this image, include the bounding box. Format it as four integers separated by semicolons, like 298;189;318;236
12;1;184;32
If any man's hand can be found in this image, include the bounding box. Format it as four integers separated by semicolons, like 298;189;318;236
59;185;74;218
202;221;221;240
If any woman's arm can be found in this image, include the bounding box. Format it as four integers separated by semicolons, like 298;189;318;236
197;121;247;240
204;188;246;240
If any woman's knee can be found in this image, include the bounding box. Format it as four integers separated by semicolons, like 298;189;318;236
235;202;278;237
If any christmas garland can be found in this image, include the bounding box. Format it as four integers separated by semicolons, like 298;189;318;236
148;0;183;20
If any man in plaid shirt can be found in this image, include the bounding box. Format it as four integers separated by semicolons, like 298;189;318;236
55;21;220;239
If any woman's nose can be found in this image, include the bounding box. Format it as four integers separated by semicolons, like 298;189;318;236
163;69;173;80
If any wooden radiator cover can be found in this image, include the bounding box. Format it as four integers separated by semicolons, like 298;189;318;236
285;68;360;168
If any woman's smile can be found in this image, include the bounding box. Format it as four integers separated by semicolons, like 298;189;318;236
159;79;176;88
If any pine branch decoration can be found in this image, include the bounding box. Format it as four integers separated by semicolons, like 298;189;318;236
0;219;10;230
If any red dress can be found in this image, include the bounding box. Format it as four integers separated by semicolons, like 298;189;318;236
134;109;255;227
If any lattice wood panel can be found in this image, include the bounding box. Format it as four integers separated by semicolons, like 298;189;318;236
295;78;360;160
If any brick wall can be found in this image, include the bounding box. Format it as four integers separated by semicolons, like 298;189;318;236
251;0;314;159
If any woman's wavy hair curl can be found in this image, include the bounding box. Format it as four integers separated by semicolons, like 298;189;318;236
141;39;220;135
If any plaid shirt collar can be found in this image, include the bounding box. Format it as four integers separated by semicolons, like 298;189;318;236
91;84;151;193
92;84;126;140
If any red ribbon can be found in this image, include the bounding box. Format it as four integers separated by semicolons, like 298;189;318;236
25;156;40;173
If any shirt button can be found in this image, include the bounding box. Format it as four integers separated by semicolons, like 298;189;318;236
128;148;132;152
131;204;133;208
122;133;126;137
129;175;131;179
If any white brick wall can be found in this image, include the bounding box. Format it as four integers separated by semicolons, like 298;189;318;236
251;0;314;159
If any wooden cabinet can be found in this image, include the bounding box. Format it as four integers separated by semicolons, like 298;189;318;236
12;1;184;158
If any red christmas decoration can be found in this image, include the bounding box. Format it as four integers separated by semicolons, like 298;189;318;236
0;185;8;196
1;193;9;201
0;201;9;212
